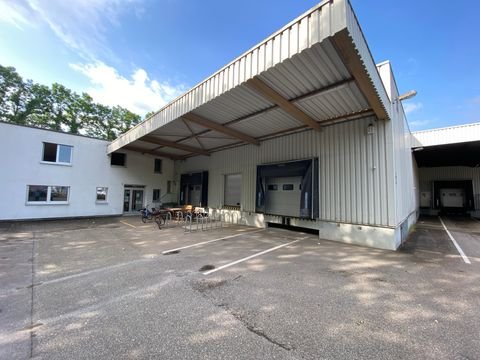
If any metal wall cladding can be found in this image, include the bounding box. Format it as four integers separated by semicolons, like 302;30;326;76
413;122;480;147
418;167;480;210
176;115;394;227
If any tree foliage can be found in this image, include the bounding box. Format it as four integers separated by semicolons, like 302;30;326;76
0;64;143;140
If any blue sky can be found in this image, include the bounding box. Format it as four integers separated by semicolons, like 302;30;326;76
0;0;478;131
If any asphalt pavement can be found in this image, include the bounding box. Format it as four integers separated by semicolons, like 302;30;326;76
0;216;479;359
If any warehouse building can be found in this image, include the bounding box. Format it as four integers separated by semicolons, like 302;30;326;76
413;123;480;218
1;0;478;251
106;0;418;250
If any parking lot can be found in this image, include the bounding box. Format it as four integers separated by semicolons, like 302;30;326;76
1;215;479;359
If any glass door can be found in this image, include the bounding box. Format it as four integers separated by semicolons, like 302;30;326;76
123;190;131;212
123;188;144;212
132;190;144;211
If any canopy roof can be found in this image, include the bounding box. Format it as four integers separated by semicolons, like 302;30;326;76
108;0;390;160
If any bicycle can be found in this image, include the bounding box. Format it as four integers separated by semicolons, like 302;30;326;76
139;204;156;223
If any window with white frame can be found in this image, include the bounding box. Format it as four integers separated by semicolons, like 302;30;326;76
42;143;72;164
224;174;242;207
96;187;108;202
27;185;69;204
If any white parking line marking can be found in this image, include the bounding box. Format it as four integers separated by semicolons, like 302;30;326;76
203;239;301;275
120;220;136;228
439;216;471;264
161;229;265;254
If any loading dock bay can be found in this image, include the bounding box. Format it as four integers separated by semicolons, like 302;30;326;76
1;216;479;359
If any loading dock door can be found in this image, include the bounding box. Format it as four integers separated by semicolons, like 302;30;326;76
256;158;318;219
432;180;474;211
440;188;464;208
265;177;302;217
180;171;209;206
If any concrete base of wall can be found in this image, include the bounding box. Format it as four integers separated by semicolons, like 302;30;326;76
210;209;417;251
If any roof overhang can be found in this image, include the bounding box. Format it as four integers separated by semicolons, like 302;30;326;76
414;141;480;168
108;0;390;159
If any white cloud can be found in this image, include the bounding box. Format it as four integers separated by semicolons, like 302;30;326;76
403;102;423;115
0;1;33;30
0;0;144;60
71;61;186;116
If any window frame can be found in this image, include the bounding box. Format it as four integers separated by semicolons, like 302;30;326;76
96;187;108;203
26;185;70;205
41;142;73;165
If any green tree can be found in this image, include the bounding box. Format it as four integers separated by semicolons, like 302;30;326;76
1;63;143;140
0;65;31;124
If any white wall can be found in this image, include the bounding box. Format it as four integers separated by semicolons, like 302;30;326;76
0;123;175;220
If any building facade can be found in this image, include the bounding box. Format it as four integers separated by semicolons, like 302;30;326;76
5;0;478;252
0;122;175;220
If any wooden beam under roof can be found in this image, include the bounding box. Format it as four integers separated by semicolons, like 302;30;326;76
123;145;183;160
245;77;322;132
182;112;260;146
141;135;210;156
331;29;389;121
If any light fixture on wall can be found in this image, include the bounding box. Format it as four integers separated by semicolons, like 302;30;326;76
398;90;417;101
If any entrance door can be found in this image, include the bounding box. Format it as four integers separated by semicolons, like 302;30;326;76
123;188;144;213
132;190;144;211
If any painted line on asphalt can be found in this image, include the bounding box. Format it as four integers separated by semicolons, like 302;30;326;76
439;216;471;264
120;220;136;228
41;257;155;285
203;239;301;275
162;229;265;254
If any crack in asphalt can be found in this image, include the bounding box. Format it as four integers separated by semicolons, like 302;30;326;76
191;278;295;352
228;309;294;351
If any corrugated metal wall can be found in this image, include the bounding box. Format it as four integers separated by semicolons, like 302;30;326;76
177;115;395;227
418;167;480;210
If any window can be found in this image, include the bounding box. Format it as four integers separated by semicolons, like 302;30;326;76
224;174;241;207
96;187;108;201
28;185;48;202
283;184;294;191
42;143;72;164
154;159;162;173
111;152;126;166
153;189;160;202
267;184;278;191
27;185;69;204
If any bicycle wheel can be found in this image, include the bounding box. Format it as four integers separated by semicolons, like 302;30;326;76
141;215;147;223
